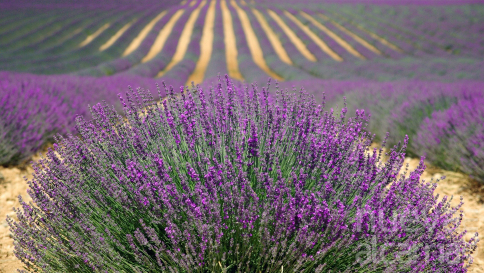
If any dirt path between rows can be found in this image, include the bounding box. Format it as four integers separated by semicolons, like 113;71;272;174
1;150;483;272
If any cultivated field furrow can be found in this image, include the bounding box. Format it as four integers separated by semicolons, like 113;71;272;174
14;9;168;74
242;5;314;81
226;1;275;83
251;8;293;65
122;10;168;57
156;1;206;77
366;5;467;55
0;12;26;31
0;10;79;48
1;11;93;53
315;12;385;57
317;10;403;59
359;14;446;56
0;8;131;71
266;9;317;62
322;10;405;55
329;8;424;55
272;7;342;63
0;9;106;57
122;8;195;78
161;3;208;85
299;11;366;60
230;0;283;81
74;6;173;76
203;0;229;81
188;0;199;7
99;18;139;51
78;24;112;48
0;10;61;43
187;0;217;85
285;9;354;62
260;9;338;79
141;9;186;64
220;0;244;81
307;11;380;61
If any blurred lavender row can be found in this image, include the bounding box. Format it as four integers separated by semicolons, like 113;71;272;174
2;71;483;186
281;78;484;183
0;72;178;166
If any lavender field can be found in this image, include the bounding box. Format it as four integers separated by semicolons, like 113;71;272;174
0;0;484;272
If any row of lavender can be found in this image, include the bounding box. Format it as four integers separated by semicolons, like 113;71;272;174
318;4;484;57
0;72;182;166
0;2;483;82
2;71;484;186
271;79;484;184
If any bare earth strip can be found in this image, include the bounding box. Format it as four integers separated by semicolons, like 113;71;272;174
122;10;167;57
156;1;207;78
363;9;451;53
317;13;383;56
284;11;342;62
251;8;293;65
18;23;64;47
78;23;111;48
189;0;198;7
220;0;244;81
99;18;138;51
326;11;404;53
186;0;217;85
231;0;284;81
300;11;365;60
266;9;317;62
56;27;84;46
141;9;186;63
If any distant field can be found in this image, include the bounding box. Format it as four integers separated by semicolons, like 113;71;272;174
0;0;483;84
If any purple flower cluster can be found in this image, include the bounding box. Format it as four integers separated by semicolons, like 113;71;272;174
9;76;478;272
0;71;168;166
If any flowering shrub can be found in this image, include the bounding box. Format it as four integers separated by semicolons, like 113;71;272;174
9;77;477;272
414;93;484;182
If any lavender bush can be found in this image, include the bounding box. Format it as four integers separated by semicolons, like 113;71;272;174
9;77;477;272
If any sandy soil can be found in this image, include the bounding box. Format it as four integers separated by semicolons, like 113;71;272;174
0;160;36;272
1;149;483;272
402;157;484;272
